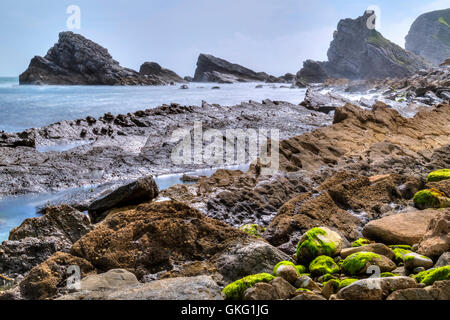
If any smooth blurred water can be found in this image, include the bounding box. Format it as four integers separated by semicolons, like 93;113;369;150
0;164;250;241
0;77;306;133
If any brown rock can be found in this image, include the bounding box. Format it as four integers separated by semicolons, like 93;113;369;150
337;277;417;300
387;280;450;300
269;277;296;299
243;282;280;300
417;209;450;259
362;209;438;245
275;265;299;284
19;252;96;300
72;201;250;279
292;291;327;300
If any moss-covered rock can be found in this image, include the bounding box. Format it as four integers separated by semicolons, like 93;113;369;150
273;261;295;275
413;266;450;286
295;265;307;275
380;272;399;277
427;169;450;183
338;278;358;289
389;244;412;250
238;224;266;238
296;227;342;263
392;248;413;263
309;256;340;276
413;189;450;210
404;252;433;269
222;273;275;300
352;238;372;247
341;251;396;275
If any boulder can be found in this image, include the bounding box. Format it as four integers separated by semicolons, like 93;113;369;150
294;276;321;292
405;9;450;66
296;227;343;263
59;275;223;300
19;252;96;300
88;176;159;223
362;209;438;245
210;238;292;283
19;32;162;85
269;277;297;299
300;89;351;113
292;291;327;300
77;269;139;291
403;252;434;270
435;252;450;268
417;209;450;258
73;201;252;279
337;276;417;300
243;282;280;300
274;265;299;284
341;252;396;275
387;280;450;300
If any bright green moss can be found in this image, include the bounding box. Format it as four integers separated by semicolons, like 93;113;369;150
413;266;450;286
320;273;335;282
239;224;265;238
295;265;307;275
439;17;450;28
338;278;358;289
389;245;412;250
427;169;450;182
298;273;311;278
342;252;381;275
392;248;413;263
296;227;337;259
222;273;275;300
273;261;296;275
309;256;340;276
352;238;371;247
413;189;450;210
296;288;311;292
380;272;399;277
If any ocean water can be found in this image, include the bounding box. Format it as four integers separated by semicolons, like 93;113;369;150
0;77;306;133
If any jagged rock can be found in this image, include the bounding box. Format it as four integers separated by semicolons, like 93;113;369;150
88;176;159;223
139;62;184;84
0;205;92;278
406;9;450;66
193;54;281;83
387;280;450;300
417;209;450;259
295;11;430;83
337;276;418;300
362;209;438;245
20;32;162;85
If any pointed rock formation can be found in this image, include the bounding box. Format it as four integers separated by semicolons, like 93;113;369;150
295;11;431;84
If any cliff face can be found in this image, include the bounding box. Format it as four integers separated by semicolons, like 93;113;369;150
19;32;163;86
139;62;185;84
193;54;284;83
296;11;431;83
406;9;450;66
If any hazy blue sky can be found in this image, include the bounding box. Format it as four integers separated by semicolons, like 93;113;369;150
0;0;448;77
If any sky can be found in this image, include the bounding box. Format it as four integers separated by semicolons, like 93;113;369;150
0;0;449;77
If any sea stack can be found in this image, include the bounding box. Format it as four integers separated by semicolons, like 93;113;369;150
19;32;165;86
295;11;431;83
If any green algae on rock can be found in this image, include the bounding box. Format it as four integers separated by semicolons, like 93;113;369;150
413;266;450;286
352;238;372;247
222;273;275;300
413;189;450;210
273;261;296;275
238;224;266;238
341;252;382;275
392;248;413;263
296;227;342;263
427;169;450;183
309;256;340;276
380;272;399;277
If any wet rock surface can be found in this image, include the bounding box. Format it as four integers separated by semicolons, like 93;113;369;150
0;99;331;198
